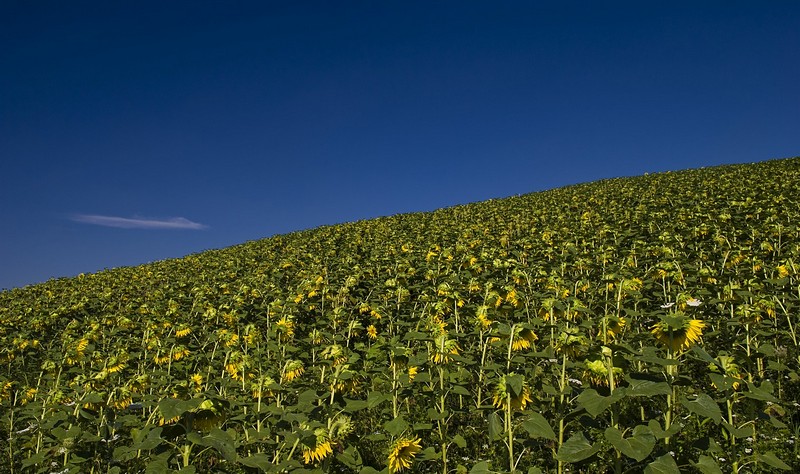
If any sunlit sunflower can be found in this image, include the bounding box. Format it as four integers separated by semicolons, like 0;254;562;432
302;428;334;464
583;359;622;387
190;373;203;391
275;317;295;341
492;374;533;411
474;305;493;329
283;359;305;382
367;325;378;340
388;437;422;473
407;366;418;382
430;334;460;364
510;327;538;351
651;315;705;352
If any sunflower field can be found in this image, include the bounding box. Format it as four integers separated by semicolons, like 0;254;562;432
2;157;800;473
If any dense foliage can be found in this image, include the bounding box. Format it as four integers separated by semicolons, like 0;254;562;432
2;158;800;473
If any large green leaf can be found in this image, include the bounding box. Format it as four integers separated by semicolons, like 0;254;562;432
522;412;556;441
576;388;624;417
693;455;723;474
488;412;503;442
759;451;791;470
556;432;599;463
680;393;722;424
644;453;680;474
604;425;655;462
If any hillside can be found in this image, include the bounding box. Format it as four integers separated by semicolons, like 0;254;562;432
2;157;800;473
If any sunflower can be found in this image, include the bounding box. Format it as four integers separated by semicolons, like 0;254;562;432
583;359;622;387
709;355;743;390
367;325;378;340
302;428;334;464
650;314;705;352
283;359;305;382
388;437;422;473
492;374;533;411
407;366;418;382
430;334;460;364
606;316;626;339
510;327;538;352
190;373;204;391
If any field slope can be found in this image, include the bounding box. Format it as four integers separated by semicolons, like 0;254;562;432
2;157;800;473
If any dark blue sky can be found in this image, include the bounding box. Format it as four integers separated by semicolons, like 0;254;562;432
2;1;799;290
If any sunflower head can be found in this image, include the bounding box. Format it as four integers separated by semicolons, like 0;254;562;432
388;437;422;473
606;316;626;339
492;373;533;411
282;359;305;382
302;428;333;465
650;313;705;352
555;327;588;358
583;359;622;387
430;334;459;365
510;327;538;352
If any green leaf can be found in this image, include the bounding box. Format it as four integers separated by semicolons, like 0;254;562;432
680;393;722;424
453;434;467;448
708;373;734;391
647;419;682;439
239;453;273;470
158;397;201;421
644;453;680;474
135;427;164;451
420;447;439;460
21;451;46;468
576;389;623;417
604;426;655;462
760;451;791;470
522;412;556;441
367;390;388;408
488;412;503;442
505;373;524;397
693;455;723;474
744;381;780;403
556;432;599;463
470;461;493;474
344;398;369;412
625;377;671;397
383;416;409;436
336;446;363;470
200;428;237;461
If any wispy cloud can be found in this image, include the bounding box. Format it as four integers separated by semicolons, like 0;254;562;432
70;214;208;230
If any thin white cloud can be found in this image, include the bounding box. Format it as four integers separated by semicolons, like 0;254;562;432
70;214;207;230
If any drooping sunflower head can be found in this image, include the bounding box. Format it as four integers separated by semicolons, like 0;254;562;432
606;316;626;339
583;359;622;387
321;344;348;366
555;328;588;358
302;428;333;465
282;359;305;383
474;305;494;330
492;373;533;411
430;334;459;365
510;327;538;352
388;437;422;473
650;313;705;352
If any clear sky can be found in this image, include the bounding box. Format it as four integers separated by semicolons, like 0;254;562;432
2;1;799;290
